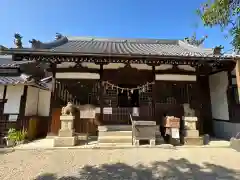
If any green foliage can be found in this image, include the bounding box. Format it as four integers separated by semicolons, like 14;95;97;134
7;128;27;142
7;128;17;141
197;0;240;50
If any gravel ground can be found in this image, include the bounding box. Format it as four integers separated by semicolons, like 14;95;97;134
0;147;240;180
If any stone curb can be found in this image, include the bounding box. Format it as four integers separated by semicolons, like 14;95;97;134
176;145;230;149
0;148;15;153
12;147;177;151
6;145;231;151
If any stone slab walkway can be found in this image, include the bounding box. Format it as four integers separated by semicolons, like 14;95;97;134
0;147;239;179
12;138;231;150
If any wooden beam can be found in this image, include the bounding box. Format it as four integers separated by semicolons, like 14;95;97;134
56;67;99;73
154;69;196;75
14;54;233;66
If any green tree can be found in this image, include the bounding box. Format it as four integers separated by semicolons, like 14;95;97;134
197;0;240;50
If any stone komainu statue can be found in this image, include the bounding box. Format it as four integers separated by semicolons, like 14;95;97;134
183;103;195;117
61;102;76;116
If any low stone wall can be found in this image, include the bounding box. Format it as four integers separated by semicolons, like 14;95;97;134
213;120;240;140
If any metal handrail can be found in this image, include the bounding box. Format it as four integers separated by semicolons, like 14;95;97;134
235;132;240;139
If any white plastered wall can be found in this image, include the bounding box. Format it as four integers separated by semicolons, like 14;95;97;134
56;72;100;79
155;74;196;81
209;71;229;120
25;86;39;116
4;85;24;114
0;85;51;117
0;85;4;99
37;89;51;116
25;87;51;116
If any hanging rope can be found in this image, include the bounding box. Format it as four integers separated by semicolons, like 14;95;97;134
62;80;154;94
102;81;154;93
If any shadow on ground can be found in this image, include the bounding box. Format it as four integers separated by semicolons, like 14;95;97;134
35;158;240;180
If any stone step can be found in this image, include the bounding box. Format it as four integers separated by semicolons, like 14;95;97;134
184;137;204;145
98;131;132;137
184;130;199;138
98;125;132;132
98;136;132;144
98;137;164;145
97;143;133;147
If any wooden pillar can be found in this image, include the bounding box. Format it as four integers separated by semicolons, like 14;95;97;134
152;66;156;122
0;86;7;144
235;59;240;102
18;85;28;130
1;85;7;111
0;85;7;115
99;64;104;122
48;63;57;135
3;85;7;100
227;70;233;121
196;73;204;135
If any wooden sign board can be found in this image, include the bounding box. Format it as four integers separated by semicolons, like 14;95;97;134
95;108;100;114
103;108;112;114
80;108;96;119
171;128;180;139
8;114;18;122
94;107;112;114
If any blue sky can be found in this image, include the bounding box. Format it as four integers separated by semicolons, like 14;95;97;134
0;0;232;51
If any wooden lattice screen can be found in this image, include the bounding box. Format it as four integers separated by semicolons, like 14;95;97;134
155;82;196;105
55;80;100;106
139;84;153;104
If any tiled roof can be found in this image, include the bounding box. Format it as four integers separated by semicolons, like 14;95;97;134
48;36;214;57
0;73;32;84
0;76;31;85
0;55;33;68
0;74;49;90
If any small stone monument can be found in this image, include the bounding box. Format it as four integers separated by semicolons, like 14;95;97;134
182;103;203;145
54;102;77;147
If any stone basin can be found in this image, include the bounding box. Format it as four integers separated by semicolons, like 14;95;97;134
132;121;157;140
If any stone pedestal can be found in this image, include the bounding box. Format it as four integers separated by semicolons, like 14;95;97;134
182;116;203;145
183;116;198;130
54;115;77;147
58;129;75;137
54;136;77;147
184;136;204;145
184;129;199;138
